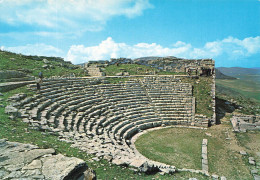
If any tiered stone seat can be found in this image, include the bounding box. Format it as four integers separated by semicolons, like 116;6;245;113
139;76;193;125
11;76;201;173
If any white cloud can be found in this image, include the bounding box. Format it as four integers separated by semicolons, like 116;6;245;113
3;43;64;57
198;36;260;59
2;36;259;66
66;36;260;64
0;0;153;32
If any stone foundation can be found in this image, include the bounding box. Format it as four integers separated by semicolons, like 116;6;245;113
231;115;260;132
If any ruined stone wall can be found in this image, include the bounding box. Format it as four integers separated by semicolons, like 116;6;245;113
133;58;215;75
231;115;260;132
212;74;216;125
0;70;27;80
84;57;215;75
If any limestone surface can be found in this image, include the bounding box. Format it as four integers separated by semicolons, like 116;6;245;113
0;139;95;180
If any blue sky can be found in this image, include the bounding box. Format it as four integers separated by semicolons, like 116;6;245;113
0;0;259;67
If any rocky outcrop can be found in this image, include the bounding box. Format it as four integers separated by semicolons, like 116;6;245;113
0;139;95;180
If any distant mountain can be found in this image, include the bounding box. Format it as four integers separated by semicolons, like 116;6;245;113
217;67;260;77
215;69;236;79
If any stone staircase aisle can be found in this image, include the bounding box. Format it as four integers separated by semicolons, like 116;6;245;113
86;66;105;77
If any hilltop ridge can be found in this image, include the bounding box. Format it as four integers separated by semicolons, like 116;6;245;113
215;69;236;79
217;67;260;77
0;50;85;78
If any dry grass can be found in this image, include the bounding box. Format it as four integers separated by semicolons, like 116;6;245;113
135;127;205;169
207;123;252;179
135;123;253;179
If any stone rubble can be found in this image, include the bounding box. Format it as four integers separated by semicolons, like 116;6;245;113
239;150;247;155
0;139;95;180
230;115;260;132
249;157;256;165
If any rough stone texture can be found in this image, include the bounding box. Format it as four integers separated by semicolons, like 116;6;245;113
42;64;49;69
251;169;258;174
211;174;219;179
220;176;227;180
249;156;256;165
41;154;87;180
201;139;208;172
0;70;27;79
43;59;50;64
85;66;105;77
240;150;247;155
83;168;96;180
8;93;27;101
139;161;160;174
249;160;256;165
0;81;33;92
231;115;260;132
254;174;260;180
5;105;18;115
115;72;123;76
108;57;215;74
0;139;95;180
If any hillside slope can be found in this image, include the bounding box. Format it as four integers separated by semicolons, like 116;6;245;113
215;69;236;79
216;82;260;116
217;67;260;77
0;50;85;78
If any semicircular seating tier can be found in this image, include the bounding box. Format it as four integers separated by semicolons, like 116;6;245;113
14;76;206;173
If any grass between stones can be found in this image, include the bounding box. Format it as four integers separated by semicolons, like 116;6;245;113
106;77;132;84
104;64;159;76
236;131;260;176
104;64;186;76
135;123;253;179
206;124;252;179
0;86;212;179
